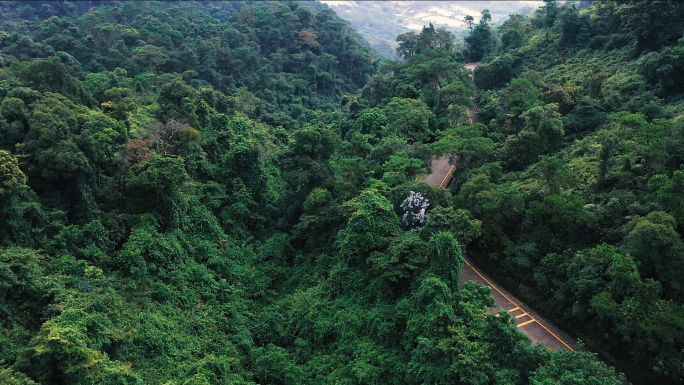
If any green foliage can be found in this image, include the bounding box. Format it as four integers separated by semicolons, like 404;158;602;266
366;231;427;295
0;1;660;384
363;24;475;131
420;207;482;247
126;156;189;219
0;368;38;385
426;232;464;290
501;28;523;51
521;104;565;154
648;166;684;224
623;212;684;297
530;349;624;385
500;104;564;172
341;187;400;261
535;155;576;195
381;151;426;187
0;248;47;327
383;98;435;144
0;151;40;247
115;214;185;281
131;45;167;74
564;99;607;137
302;187;333;214
453;2;684;381
0;151;26;198
473;53;516;91
16;290;142;384
11;56;89;105
356;107;387;138
432;124;494;177
464;10;495;62
505;78;542;119
157;75;197;124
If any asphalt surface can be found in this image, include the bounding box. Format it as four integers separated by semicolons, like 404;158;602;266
422;154;456;187
459;256;576;351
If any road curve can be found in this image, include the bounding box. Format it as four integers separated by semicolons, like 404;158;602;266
421;154;456;187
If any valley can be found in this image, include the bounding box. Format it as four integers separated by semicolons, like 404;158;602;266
318;1;543;58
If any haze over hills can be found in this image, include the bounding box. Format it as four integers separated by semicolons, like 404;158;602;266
318;1;544;58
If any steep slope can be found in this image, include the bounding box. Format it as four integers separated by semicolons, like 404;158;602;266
0;1;375;128
0;1;627;384
444;1;684;383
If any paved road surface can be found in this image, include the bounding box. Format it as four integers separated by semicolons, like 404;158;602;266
421;154;456;187
421;61;576;351
459;256;576;351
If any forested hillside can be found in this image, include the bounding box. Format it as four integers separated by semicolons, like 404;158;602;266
430;1;684;383
0;1;674;384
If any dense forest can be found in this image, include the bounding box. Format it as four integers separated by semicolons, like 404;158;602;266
449;1;684;383
0;0;682;384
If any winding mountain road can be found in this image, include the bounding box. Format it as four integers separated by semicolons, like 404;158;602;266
423;62;576;351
